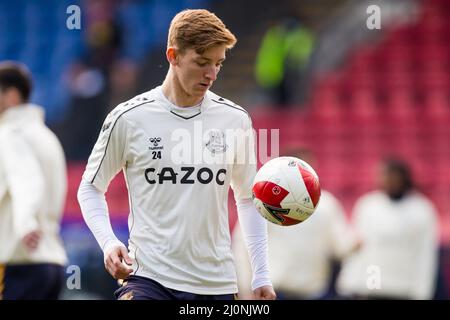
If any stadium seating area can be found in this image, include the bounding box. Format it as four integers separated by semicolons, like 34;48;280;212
0;0;208;123
0;0;84;122
305;0;450;243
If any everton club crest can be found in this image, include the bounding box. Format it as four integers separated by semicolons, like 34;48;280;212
206;130;227;155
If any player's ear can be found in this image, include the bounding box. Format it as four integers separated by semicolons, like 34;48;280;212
167;47;179;66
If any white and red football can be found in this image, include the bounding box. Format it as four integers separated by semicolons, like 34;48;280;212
252;156;321;226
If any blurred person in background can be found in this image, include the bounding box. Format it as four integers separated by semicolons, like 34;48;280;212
232;147;359;299
337;159;439;300
78;9;276;300
0;62;68;300
255;17;315;106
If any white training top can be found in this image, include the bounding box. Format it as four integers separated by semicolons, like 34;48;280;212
0;105;68;265
266;190;356;297
337;190;439;300
233;190;357;299
82;86;258;294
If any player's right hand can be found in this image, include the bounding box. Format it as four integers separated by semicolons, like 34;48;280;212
104;245;134;280
22;230;42;252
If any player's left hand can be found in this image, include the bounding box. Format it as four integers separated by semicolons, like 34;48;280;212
253;285;276;300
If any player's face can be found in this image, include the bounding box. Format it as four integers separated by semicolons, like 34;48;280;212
380;168;406;200
0;89;6;114
0;88;22;113
175;45;226;99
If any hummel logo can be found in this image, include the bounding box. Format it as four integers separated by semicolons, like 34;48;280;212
102;122;111;132
149;137;161;147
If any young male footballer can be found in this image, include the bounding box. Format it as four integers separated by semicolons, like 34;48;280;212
78;9;276;300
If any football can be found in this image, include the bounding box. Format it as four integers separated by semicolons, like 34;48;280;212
252;156;321;226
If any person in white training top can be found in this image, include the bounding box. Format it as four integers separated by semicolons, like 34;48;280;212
77;9;276;300
0;62;68;300
337;158;439;300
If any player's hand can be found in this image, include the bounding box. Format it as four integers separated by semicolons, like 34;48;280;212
253;285;276;300
22;230;42;252
104;245;134;280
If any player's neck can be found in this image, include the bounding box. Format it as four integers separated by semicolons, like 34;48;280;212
161;72;203;107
